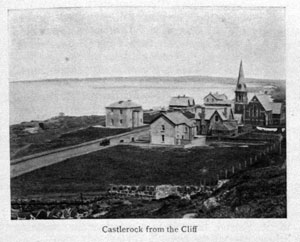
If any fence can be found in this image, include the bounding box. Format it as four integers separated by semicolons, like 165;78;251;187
199;138;283;187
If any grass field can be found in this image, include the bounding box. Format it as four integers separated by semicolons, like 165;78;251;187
11;144;268;199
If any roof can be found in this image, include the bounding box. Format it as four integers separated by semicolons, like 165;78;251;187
204;107;228;120
204;109;216;120
151;112;195;127
210;121;238;131
204;92;228;101
182;111;195;119
235;60;247;92
271;102;283;114
251;94;272;111
169;95;195;107
106;100;141;109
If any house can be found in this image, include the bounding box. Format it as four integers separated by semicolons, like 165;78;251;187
204;92;231;106
150;112;197;145
197;106;238;136
244;94;273;126
106;100;143;128
271;102;285;125
209;110;238;136
169;95;196;112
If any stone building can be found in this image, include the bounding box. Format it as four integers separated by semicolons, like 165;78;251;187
105;100;143;128
150;112;197;145
244;94;273;126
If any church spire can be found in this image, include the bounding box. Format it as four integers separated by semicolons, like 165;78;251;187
237;60;244;85
236;60;247;92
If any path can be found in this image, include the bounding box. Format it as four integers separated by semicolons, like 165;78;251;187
11;126;150;178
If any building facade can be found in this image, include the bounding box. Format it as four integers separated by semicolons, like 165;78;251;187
106;100;143;128
244;94;273;126
150;112;196;145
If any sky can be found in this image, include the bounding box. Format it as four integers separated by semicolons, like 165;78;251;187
9;7;285;81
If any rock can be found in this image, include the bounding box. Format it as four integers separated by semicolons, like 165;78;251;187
155;185;180;200
123;200;132;206
35;209;48;219
217;179;230;189
182;213;198;218
92;211;108;218
203;197;220;211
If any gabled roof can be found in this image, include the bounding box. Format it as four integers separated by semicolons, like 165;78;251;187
251;94;272;111
169;95;195;107
211;110;227;121
204;107;228;120
204;109;217;120
271;102;283;114
106;100;141;109
204;92;228;101
151;112;195;127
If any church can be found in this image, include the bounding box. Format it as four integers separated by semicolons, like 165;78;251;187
234;61;285;127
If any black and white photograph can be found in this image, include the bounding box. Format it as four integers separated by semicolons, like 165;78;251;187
2;0;300;241
8;6;287;220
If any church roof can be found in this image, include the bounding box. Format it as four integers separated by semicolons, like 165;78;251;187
251;94;273;111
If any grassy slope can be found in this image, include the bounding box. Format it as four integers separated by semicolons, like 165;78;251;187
11;144;266;198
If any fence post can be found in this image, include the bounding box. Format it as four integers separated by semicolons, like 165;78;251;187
232;166;235;174
244;160;247;168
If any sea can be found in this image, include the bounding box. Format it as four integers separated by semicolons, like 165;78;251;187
9;76;272;125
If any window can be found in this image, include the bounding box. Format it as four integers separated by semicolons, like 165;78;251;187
215;115;219;122
120;119;123;124
111;119;114;125
161;135;165;142
162;125;165;131
120;110;123;114
184;126;188;133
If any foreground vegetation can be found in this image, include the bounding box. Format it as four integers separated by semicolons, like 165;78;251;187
11;144;267;198
11;144;286;218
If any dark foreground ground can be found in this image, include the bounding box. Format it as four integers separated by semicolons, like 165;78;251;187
11;143;267;197
11;138;286;218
